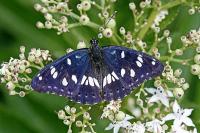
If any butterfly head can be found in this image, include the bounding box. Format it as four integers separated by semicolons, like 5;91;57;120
90;39;99;48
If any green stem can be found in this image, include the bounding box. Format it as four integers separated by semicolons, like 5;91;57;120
137;9;158;39
69;12;100;29
137;0;185;40
161;0;186;10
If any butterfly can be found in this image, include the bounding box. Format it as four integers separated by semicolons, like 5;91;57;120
31;39;164;104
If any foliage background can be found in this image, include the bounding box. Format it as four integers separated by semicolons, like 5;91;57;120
0;0;199;133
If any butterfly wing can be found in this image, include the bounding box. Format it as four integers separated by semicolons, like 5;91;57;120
102;46;164;101
31;49;102;104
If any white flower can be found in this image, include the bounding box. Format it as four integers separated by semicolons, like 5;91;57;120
162;100;195;128
101;100;121;119
152;10;168;29
105;114;133;133
145;87;171;107
126;122;145;133
146;119;164;133
171;124;197;133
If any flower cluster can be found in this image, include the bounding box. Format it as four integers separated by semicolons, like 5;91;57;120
57;106;96;133
0;46;52;97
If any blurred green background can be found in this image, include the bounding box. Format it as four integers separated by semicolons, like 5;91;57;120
0;0;200;133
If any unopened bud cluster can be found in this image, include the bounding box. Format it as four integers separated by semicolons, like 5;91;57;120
0;46;52;97
57;105;96;133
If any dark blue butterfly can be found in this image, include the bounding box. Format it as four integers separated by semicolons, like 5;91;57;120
31;39;164;104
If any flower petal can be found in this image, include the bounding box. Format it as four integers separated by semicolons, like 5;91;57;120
124;114;134;121
182;117;195;127
148;95;159;103
162;114;175;122
173;119;182;127
173;100;181;113
113;124;121;133
166;90;173;97
145;88;156;94
183;109;193;117
159;96;169;107
105;123;114;130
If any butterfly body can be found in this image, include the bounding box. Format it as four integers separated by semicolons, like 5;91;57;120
31;39;164;104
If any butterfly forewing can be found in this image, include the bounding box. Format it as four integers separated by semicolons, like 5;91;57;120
102;46;164;101
31;49;100;104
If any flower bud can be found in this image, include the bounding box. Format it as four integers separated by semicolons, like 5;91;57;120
98;33;103;38
19;91;26;97
166;37;172;44
20;46;26;53
115;111;125;121
63;119;71;125
140;1;146;8
103;28;113;38
194;54;200;64
79;15;90;25
81;0;91;11
163;30;170;37
119;27;126;35
70;107;76;114
58;110;66;119
173;87;184;98
175;49;183;56
188;8;195;15
182;83;189;90
129;2;136;11
76;121;82;127
83;112;91;120
9;90;17;95
45;21;53;29
77;41;86;49
6;81;15;90
40;7;48;13
34;4;42;11
191;64;200;75
36;21;44;29
65;105;71;114
107;18;116;28
44;13;53;21
132;107;141;118
174;69;182;77
77;4;82;10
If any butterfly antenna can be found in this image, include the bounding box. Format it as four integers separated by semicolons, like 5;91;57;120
104;11;117;28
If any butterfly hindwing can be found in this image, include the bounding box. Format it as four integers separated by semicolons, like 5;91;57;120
102;46;164;100
31;49;102;104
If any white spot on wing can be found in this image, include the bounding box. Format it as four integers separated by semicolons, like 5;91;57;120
103;77;107;87
121;68;125;77
81;75;87;85
62;78;68;86
93;78;100;87
67;58;71;65
130;69;135;77
136;61;142;67
112;71;119;80
39;76;42;80
51;67;56;75
107;74;112;84
88;77;94;86
121;51;125;58
152;61;156;65
53;71;58;79
111;76;115;82
137;56;143;63
72;75;77;84
85;79;89;85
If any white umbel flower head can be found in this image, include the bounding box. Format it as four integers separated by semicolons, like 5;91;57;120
162;100;195;128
